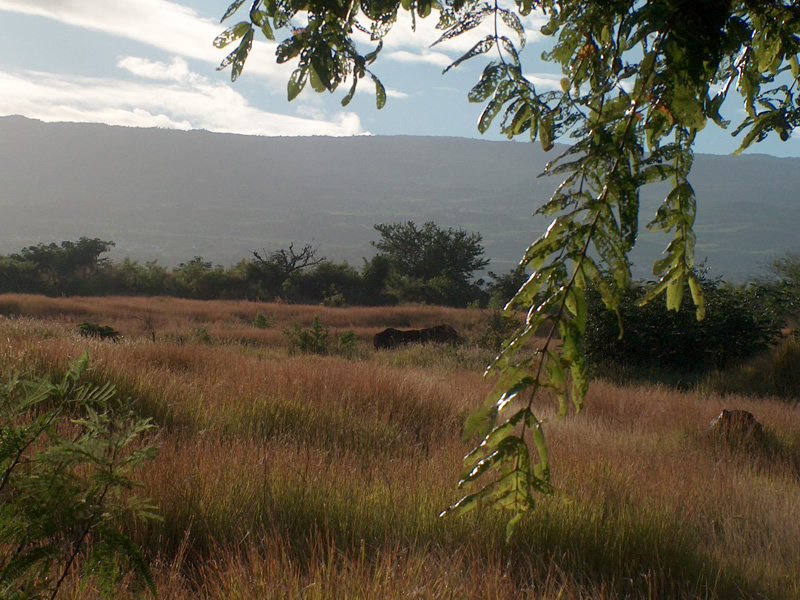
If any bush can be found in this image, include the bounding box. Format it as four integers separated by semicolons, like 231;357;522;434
0;352;159;599
252;311;276;329
284;317;330;355
284;318;360;357
585;276;782;382
78;322;121;342
337;329;359;357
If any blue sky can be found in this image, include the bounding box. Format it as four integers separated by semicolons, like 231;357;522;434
2;0;800;157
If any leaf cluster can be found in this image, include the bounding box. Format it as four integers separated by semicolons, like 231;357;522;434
0;353;159;599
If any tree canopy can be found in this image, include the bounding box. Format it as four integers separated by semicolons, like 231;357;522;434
372;221;488;305
217;0;800;537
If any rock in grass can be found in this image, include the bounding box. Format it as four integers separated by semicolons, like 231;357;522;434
373;324;462;350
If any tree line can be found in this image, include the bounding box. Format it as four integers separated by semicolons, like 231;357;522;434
0;222;520;308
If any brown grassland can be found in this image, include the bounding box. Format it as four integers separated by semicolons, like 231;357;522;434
1;293;799;599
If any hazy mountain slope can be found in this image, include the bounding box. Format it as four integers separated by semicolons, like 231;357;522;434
1;116;798;281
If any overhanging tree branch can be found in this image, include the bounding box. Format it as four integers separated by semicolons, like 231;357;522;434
217;0;800;536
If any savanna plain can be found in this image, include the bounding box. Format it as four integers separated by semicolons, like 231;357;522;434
2;293;799;599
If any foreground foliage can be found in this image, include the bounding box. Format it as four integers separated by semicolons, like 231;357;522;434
0;352;158;599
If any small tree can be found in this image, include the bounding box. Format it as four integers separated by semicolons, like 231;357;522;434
372;221;488;306
12;238;115;295
249;242;325;300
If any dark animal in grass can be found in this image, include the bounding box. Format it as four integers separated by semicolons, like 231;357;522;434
373;324;462;350
707;409;765;448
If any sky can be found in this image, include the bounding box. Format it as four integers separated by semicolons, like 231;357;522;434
1;0;800;157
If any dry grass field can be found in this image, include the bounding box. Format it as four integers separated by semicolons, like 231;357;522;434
1;294;799;599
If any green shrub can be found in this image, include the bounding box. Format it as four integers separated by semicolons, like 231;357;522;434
252;311;276;329
284;318;360;357
284;317;330;355
585;276;782;382
0;352;159;599
337;330;359;357
78;322;121;342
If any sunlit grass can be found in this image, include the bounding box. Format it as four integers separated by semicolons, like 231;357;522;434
2;295;800;599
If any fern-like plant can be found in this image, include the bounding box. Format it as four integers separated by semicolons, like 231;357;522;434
0;352;159;599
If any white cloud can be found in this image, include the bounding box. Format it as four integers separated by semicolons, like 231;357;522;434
385;50;452;68
117;56;198;83
386;88;409;99
523;72;564;92
351;80;409;99
0;0;286;82
0;59;367;136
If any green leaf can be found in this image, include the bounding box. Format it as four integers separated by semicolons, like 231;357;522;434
688;272;706;320
432;4;491;47
309;64;327;93
499;9;526;48
417;0;432;18
66;350;90;382
467;408;530;465
531;421;549;482
276;35;304;64
545;352;567;416
539;113;554;151
218;28;254;81
505;512;524;541
757;34;782;72
288;67;308;101
373;75;387;109
220;0;247;22
463;405;497;445
516;0;533;16
341;76;359;107
478;80;512;133
213;21;252;48
444;36;495;74
364;41;383;64
259;19;274;41
468;62;504;103
666;274;684;312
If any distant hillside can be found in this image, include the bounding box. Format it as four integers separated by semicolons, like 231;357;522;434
2;115;798;281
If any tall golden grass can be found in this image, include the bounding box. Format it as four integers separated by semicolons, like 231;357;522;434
2;295;799;599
